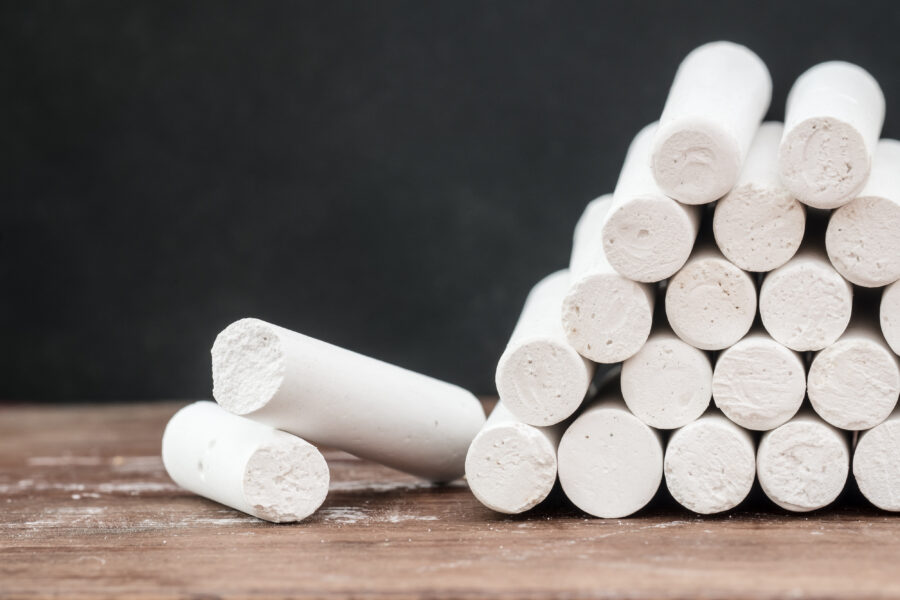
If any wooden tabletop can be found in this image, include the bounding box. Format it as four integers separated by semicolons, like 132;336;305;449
2;401;899;599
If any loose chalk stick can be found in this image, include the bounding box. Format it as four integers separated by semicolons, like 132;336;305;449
808;321;900;430
883;281;900;355
665;244;757;350
713;122;806;272
620;327;712;429
557;394;664;518
496;270;595;426
563;194;655;363
826;139;900;287
602;122;702;282
652;41;772;205
212;319;486;482
759;246;853;351
664;412;756;514
162;401;329;523
757;412;849;512
712;331;805;431
853;408;900;511
779;61;885;209
465;402;563;514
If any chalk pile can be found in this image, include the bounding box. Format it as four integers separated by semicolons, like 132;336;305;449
467;41;900;517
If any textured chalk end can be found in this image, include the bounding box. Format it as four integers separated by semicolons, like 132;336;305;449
826;196;900;287
212;318;286;415
883;282;900;356
854;418;900;511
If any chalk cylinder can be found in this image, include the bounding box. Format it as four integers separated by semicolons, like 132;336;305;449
212;318;486;482
756;412;849;512
664;412;756;514
759;246;853;351
779;61;885;209
853;408;900;511
665;244;757;351
497;270;595;426
712;331;805;431
825;138;900;287
162;401;330;523
464;402;563;514
652;41;772;205
620;327;712;429
713;122;806;272
602;122;702;283
557;394;664;518
563;194;655;363
882;281;900;355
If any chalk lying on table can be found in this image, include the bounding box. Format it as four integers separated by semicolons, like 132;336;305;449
620;326;712;429
826;138;900;288
602;122;702;283
464;402;563;514
883;281;900;355
665;244;757;351
652;41;771;205
759;246;853;351
557;392;664;518
496;270;595;426
853;408;900;511
664;412;756;514
563;194;654;363
162;401;329;523
779;61;885;209
808;321;900;431
757;411;849;512
713;122;806;272
712;330;805;431
212;318;486;482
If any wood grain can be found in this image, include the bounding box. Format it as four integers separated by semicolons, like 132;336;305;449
1;401;899;599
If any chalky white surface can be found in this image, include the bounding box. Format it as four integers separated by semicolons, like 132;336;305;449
883;281;900;355
854;409;900;511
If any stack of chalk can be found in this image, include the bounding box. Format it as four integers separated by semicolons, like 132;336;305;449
466;41;900;517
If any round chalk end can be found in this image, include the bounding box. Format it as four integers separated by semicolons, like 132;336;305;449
882;282;900;356
561;273;653;363
652;119;742;205
465;422;557;514
757;418;848;512
854;418;900;511
557;404;663;518
759;258;852;352
665;417;755;514
713;184;805;272
665;253;756;351
495;339;590;427
826;195;900;287
602;196;697;283
621;333;711;429
212;318;287;415
712;334;805;431
809;338;900;431
779;117;871;209
242;433;330;523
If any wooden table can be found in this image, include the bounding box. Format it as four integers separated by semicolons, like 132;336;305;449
2;401;899;599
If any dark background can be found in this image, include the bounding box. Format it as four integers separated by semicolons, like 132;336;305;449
2;1;899;400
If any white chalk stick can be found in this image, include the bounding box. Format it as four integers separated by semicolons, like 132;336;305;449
713;122;806;272
759;246;853;351
620;327;712;429
212;318;486;482
853;408;900;511
602;122;702;282
557;394;664;518
808;321;900;431
882;281;900;355
496;270;595;426
757;412;849;512
665;245;757;350
563;194;655;363
162;401;329;523
464;402;563;514
826;138;900;287
779;61;885;209
652;41;772;205
664;412;756;514
712;331;805;431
